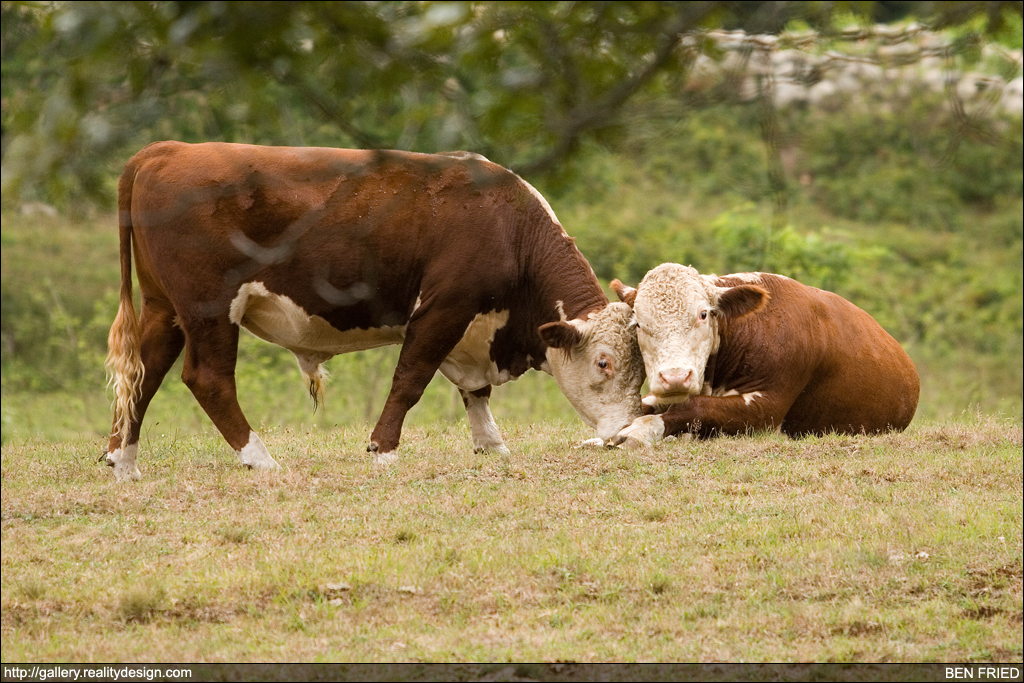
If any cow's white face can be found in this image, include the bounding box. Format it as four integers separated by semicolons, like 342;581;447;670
540;302;645;442
614;264;767;404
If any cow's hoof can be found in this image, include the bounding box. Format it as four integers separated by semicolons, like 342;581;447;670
610;415;665;449
374;451;398;466
114;465;143;482
237;432;280;470
243;459;281;471
578;437;606;448
473;444;511;456
620;436;652;451
106;445;142;482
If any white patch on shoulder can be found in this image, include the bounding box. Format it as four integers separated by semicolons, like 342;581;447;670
237;431;280;470
516;175;564;233
712;388;763;405
438;310;512;390
230;282;406;355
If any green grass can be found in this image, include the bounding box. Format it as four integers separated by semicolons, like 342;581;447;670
2;417;1021;663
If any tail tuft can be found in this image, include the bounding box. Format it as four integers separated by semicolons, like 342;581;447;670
106;165;144;449
106;291;144;448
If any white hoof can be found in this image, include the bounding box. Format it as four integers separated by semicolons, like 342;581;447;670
374;450;399;466
107;444;142;482
578;437;606;448
237;432;281;470
611;415;666;449
474;444;511;456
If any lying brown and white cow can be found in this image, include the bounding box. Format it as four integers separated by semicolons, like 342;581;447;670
104;141;644;480
610;264;919;445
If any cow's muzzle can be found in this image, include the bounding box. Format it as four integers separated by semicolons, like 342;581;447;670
649;366;701;401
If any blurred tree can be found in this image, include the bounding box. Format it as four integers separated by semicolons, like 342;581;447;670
1;0;1020;209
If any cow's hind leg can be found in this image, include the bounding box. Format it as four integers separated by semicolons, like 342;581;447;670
106;303;184;481
180;317;280;471
460;386;511;455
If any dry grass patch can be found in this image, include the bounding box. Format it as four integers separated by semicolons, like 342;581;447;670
2;417;1021;662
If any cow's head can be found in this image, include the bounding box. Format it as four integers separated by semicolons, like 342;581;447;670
539;302;645;442
612;264;768;403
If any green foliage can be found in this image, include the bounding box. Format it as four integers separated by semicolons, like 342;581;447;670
0;1;766;208
705;205;885;294
793;94;1024;228
4;1;1015;210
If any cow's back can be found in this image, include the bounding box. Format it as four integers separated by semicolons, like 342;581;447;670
718;273;919;436
123;142;534;327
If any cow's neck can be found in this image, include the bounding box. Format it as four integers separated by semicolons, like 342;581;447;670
486;222;606;378
528;229;607;322
708;318;743;391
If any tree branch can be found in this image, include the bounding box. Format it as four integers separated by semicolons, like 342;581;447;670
517;5;716;175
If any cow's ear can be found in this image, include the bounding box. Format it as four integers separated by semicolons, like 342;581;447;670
538;321;583;349
715;285;770;320
610;280;637;307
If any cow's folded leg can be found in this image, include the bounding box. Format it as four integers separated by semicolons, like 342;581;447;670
106;302;184;481
180;320;280;471
655;393;785;439
460;386;510;455
610;415;666;449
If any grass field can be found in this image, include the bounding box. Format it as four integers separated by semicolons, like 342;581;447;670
2;415;1020;664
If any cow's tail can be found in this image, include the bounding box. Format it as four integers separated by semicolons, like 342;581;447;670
105;166;145;449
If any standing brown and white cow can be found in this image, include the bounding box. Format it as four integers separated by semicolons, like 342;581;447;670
104;142;644;480
610;264;919;445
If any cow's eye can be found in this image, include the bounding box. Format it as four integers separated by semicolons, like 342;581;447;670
597;359;609;370
700;310;708;321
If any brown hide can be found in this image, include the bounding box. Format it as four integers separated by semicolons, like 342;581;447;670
105;141;613;471
656;273;919;438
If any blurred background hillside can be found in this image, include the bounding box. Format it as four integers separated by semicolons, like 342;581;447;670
2;1;1021;443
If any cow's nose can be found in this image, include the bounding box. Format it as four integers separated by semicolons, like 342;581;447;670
656;367;696;394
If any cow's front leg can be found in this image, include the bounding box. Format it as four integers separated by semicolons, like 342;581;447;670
460;386;510;455
610;414;668;449
653;391;786;439
369;303;476;465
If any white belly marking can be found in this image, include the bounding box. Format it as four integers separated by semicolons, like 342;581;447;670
229;282;406;355
231;283;512;391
